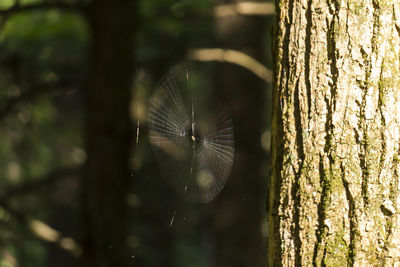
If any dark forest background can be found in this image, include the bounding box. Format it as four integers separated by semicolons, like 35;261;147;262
0;0;274;266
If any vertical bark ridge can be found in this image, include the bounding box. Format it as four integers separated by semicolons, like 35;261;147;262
378;68;387;180
311;4;342;264
304;0;313;122
293;78;304;266
272;1;298;266
267;0;288;265
394;3;400;38
312;155;330;266
358;87;369;208
340;162;356;266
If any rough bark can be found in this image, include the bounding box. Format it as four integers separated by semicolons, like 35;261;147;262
269;0;400;266
212;1;268;266
81;0;135;266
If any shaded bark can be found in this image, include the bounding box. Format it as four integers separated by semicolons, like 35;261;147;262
212;1;268;266
269;0;400;265
81;0;136;266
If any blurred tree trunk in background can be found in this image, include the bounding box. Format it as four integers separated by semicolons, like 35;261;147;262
81;0;136;266
269;0;400;265
212;1;268;266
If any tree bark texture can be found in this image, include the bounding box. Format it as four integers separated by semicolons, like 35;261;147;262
213;1;268;266
269;0;400;266
81;0;135;266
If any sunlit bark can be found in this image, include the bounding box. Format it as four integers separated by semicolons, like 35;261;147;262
269;0;400;265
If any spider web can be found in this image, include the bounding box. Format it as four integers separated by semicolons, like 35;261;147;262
148;69;234;203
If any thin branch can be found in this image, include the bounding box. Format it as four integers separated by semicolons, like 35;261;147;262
0;1;87;16
0;199;82;257
0;166;82;257
214;2;275;17
1;166;82;200
188;48;273;83
0;81;60;121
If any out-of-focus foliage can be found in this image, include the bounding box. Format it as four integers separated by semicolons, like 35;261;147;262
0;4;87;265
0;0;219;264
137;0;214;75
0;0;273;265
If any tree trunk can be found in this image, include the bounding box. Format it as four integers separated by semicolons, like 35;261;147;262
269;0;400;265
213;1;268;266
81;1;135;266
